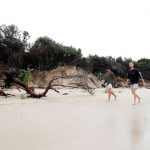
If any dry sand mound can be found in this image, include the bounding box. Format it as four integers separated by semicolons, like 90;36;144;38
31;66;101;88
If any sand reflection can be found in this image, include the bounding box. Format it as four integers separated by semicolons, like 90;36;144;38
130;110;143;149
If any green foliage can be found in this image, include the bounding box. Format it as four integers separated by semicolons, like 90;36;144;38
1;24;150;81
135;58;150;80
29;37;82;70
19;70;32;85
0;24;30;68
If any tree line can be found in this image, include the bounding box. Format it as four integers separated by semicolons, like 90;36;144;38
0;24;150;80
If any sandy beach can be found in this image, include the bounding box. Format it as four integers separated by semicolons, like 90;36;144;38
0;88;150;150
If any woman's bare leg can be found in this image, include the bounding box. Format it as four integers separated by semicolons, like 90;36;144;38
110;91;117;100
107;89;117;101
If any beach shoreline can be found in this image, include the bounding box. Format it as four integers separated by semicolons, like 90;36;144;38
0;88;150;150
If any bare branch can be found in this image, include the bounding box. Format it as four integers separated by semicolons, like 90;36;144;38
1;70;95;98
0;89;15;97
51;88;60;93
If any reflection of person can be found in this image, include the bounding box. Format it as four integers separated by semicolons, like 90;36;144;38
126;62;145;105
104;67;117;102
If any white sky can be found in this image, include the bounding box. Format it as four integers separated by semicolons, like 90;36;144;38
0;0;150;60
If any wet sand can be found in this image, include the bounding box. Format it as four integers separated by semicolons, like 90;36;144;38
0;88;150;150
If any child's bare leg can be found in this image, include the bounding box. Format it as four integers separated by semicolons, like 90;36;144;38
111;91;117;100
107;89;111;101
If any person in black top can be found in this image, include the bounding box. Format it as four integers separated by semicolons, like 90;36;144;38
126;62;145;105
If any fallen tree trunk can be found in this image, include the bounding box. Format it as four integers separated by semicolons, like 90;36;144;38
1;70;95;98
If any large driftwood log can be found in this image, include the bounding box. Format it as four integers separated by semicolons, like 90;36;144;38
1;70;95;98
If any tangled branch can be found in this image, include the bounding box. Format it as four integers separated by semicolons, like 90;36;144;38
1;70;95;98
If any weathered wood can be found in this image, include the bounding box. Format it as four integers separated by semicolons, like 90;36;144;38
1;70;94;98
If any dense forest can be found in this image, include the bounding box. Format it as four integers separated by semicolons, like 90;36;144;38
0;24;150;80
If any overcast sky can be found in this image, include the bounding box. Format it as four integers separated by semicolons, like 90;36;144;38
0;0;150;60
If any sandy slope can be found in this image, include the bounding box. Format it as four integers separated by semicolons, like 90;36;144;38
0;88;150;150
